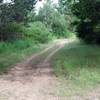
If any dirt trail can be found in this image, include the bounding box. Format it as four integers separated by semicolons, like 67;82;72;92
0;39;100;100
0;39;70;100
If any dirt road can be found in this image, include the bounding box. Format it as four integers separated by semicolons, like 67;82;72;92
0;39;100;100
0;39;70;100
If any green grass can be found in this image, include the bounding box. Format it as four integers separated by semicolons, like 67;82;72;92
0;39;47;74
52;40;100;96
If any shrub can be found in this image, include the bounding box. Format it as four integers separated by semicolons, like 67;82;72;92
24;21;52;43
0;22;23;41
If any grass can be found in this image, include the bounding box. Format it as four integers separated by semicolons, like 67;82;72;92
52;40;100;96
0;39;48;74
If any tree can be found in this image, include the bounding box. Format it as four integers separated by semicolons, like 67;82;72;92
37;0;54;28
58;0;72;15
71;0;100;44
58;0;75;31
12;0;37;22
37;0;68;37
0;0;37;23
0;0;37;41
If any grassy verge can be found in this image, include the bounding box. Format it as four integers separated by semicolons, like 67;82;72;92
0;39;48;74
52;40;100;96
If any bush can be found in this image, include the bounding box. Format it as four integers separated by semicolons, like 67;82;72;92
24;21;52;43
0;22;23;41
76;21;100;44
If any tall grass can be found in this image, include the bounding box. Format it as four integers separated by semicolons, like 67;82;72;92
52;40;100;96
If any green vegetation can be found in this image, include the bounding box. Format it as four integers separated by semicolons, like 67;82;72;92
0;0;37;23
0;0;100;94
24;22;52;43
0;22;23;41
52;40;100;95
0;0;74;74
0;39;47;74
58;0;100;44
71;0;100;44
37;0;70;38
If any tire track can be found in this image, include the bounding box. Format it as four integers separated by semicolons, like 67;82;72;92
0;39;69;100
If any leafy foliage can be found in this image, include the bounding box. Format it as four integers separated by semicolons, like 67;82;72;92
71;0;100;44
12;0;37;22
51;13;68;37
37;1;69;38
0;0;37;41
24;22;52;43
0;0;37;23
0;38;45;73
58;0;72;15
58;0;74;31
76;21;100;44
0;22;24;41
